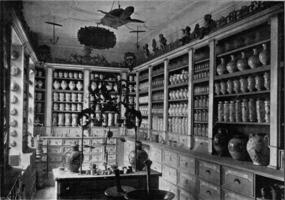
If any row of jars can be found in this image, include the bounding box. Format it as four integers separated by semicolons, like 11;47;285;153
90;94;120;103
168;57;188;69
53;113;78;127
216;43;269;75
152;92;164;101
89;81;119;93
139;82;149;91
35;80;44;89
193;124;208;137
152;78;164;88
152;116;163;131
194;62;209;72
90;73;121;81
139;96;148;104
53;103;83;112
194;96;208;108
194;110;208;122
36;92;45;101
168;117;188;135
169;70;188;85
215;73;270;95
139;106;148;116
217;98;270;123
54;71;83;79
193;70;209;81
152;105;163;115
53;80;83;91
169;88;188;100
35;103;44;113
53;92;83;102
194;86;209;95
168;103;188;116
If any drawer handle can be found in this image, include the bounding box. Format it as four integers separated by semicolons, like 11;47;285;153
65;186;70;191
205;169;211;175
234;178;241;184
206;190;212;196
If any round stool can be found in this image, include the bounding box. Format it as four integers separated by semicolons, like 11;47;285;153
104;185;135;200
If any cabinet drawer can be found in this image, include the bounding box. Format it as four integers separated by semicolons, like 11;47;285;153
64;139;79;146
151;161;162;173
199;161;220;184
223;190;254;200
163;165;177;184
150;147;162;163
179;155;195;175
49;139;63;146
159;179;178;200
179;189;195;200
223;167;254;197
178;173;196;192
164;150;178;168
199;180;220;200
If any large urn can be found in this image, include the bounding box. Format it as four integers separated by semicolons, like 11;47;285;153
236;52;248;71
128;141;148;171
216;58;226;75
259;43;269;65
248;48;260;69
226;55;237;74
213;128;230;156
246;133;269;166
228;135;248;161
65;144;84;173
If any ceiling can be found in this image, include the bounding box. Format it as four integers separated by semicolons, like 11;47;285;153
22;1;247;64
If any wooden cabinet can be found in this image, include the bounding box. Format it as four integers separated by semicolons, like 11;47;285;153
199;180;220;200
198;161;220;184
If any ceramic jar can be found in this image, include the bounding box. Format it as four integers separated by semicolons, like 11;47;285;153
215;83;220;95
65;113;71;126
68;72;73;79
61;80;67;90
220;81;227;95
69;81;75;91
235;100;242;122
59;103;65;111
256;99;265;123
233;79;240;93
247;76;255;92
73;72;78;79
263;72;270;90
246;133;269;165
259;43;269;65
58;113;64;126
37;80;43;89
54;71;58;78
52;113;58;126
65;104;71;111
76;81;83;91
77;104;82;112
264;99;270;123
226;55;237;73
64;72;68;78
59;93;65;101
237;52;248;71
223;101;229;122
226;80;233;94
228;135;248;161
53;103;59;111
77;93;83;102
53;80;60;90
36;103;42;113
218;101;223;122
229;101;235;122
65;144;83;172
90;82;97;91
71;104;77;111
248;48;260;69
72;114;78;127
213;128;230;156
65;93;71;102
58;71;63;78
71;93;77;102
78;72;83;79
37;92;43;101
248;98;256;122
242;99;249;122
255;75;263;91
216;58;226;75
239;77;248;93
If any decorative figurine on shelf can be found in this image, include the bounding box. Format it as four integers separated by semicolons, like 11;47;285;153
152;39;159;55
202;14;216;35
159;34;167;51
143;43;150;58
192;23;202;39
227;9;238;23
239;5;250;19
124;52;136;71
180;26;191;45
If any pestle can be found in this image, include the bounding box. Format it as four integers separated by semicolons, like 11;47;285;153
114;168;124;193
144;159;152;197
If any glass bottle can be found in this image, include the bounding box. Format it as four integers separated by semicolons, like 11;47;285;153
241;99;249;122
248;98;256;122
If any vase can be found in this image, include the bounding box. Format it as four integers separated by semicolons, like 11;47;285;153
64;72;68;78
90;81;97;91
68;72;73;79
248;48;260;69
65;113;71;126
65;104;71;111
220;81;227;95
58;71;63;78
216;58;226;75
73;72;78;79
228;135;248;161
65;144;84;173
247;76;255;92
255;75;263;91
213;128;230;156
77;93;83;102
72;114;78;127
259;43;269;65
38;80;43;89
246;133;269;166
58;113;64;126
76;81;83;91
59;93;65;101
233;79;240;93
236;52;248;71
69;81;75;91
61;80;67;90
78;72;83;79
226;80;233;94
11;66;19;76
215;83;220;95
128;141;148;171
226;55;237;73
53;80;60;90
263;72;270;90
65;93;71;102
239;77;248;93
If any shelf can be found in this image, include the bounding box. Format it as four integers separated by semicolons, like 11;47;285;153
193;107;208;110
129;92;136;96
215;90;270;98
53;90;84;93
168;99;188;102
193;77;209;84
139;102;148;105
139;90;148;95
35;113;45;115
168;64;188;73
168;82;188;89
53;101;83;104
152;100;164;104
35;76;46;80
152;86;164;92
215;65;270;80
194;121;208;124
193;67;209;74
216;38;271;58
152;71;164;78
53;111;81;113
216;121;270;125
35;100;45;103
169;115;187;117
151;113;163;117
141;115;149;118
193;93;209;96
35;88;46;92
194;58;209;65
194;135;208;140
53;77;84;81
139;76;148;82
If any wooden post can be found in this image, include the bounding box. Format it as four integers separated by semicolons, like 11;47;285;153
188;48;194;149
148;66;152;139
163;59;168;143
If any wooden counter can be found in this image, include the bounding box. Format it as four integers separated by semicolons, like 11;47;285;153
53;168;161;199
